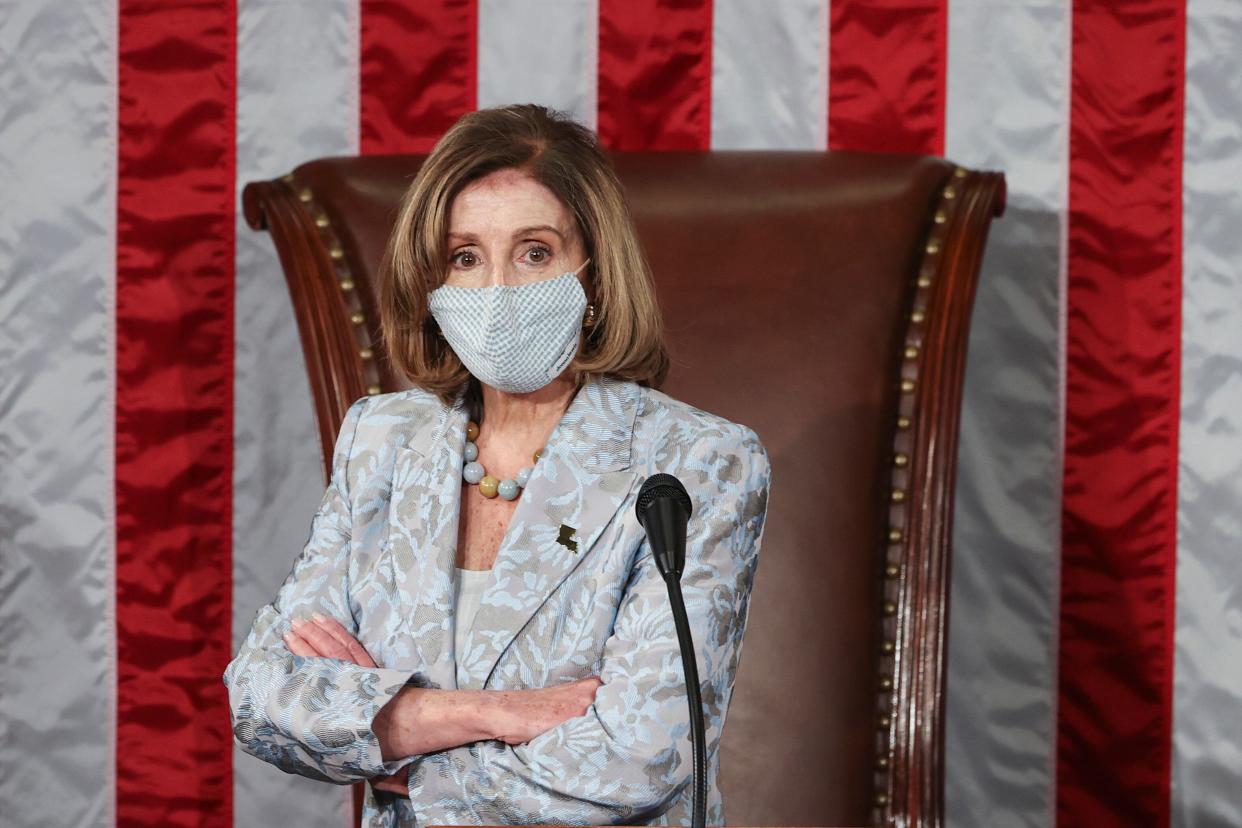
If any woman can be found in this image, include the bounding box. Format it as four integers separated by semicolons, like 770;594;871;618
224;104;771;828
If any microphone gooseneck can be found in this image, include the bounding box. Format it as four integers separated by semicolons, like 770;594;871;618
635;473;706;828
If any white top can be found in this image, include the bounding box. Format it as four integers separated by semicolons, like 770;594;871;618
453;567;492;661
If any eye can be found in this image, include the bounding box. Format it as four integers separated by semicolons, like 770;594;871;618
451;249;479;267
522;244;551;264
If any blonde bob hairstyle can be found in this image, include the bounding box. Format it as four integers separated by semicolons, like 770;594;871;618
378;103;670;408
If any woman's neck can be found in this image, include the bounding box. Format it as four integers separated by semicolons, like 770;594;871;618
474;376;580;475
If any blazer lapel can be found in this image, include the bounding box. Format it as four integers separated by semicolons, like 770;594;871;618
386;396;468;689
456;377;642;690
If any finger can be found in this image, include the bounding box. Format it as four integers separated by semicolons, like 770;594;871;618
283;630;318;658
291;616;350;661
311;612;378;668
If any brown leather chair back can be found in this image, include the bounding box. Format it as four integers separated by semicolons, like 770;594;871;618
243;152;1005;828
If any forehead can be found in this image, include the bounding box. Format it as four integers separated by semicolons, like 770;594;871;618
448;168;572;233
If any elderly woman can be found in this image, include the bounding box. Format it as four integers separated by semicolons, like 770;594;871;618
224;104;771;828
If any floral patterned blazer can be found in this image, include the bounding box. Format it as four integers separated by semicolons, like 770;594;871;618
223;374;771;827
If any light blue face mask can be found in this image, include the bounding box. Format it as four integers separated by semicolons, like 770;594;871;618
428;260;591;393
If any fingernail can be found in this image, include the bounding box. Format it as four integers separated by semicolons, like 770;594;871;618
311;611;326;623
290;617;305;629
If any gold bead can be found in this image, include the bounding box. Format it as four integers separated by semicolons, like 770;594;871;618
479;475;499;498
954;166;968;178
904;345;919;360
900;378;915;393
944;185;957;199
340;279;355;292
315;215;329;228
888;528;903;543
883;601;898;616
911;309;926;323
366;384;381;395
894;453;909;467
896;416;911;430
359;347;373;360
882;640;895;654
298;188;312;202
917;276;933;288
891;488;906;503
877;756;890;770
330;246;344;260
281;172;295;183
878;716;891;729
926;240;940;255
533;448;543;464
885;564;900;578
350;311;365;325
879;676;893;690
466;421;479;442
934;210;947;224
875;793;890;807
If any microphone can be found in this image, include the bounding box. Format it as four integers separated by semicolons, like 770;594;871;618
635;474;706;828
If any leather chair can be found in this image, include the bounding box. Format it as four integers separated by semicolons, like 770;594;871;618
242;151;1006;828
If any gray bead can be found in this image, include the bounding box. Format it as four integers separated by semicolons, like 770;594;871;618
515;466;532;488
463;461;485;484
497;479;519;501
463;441;479;462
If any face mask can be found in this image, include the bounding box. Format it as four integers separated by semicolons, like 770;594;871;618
428;260;591;393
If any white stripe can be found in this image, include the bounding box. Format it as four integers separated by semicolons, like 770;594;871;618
943;0;1068;825
1175;2;1242;825
477;0;599;130
0;1;117;825
233;1;360;824
710;0;828;150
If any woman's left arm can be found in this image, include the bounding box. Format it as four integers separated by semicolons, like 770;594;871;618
403;424;772;825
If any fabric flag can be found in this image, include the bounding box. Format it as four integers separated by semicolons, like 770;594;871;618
1;1;1238;826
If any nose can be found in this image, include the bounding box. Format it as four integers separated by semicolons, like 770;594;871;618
480;259;515;287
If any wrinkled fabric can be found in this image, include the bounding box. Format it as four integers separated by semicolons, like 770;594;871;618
597;0;713;150
944;1;1068;826
224;376;772;827
232;0;359;823
0;2;117;826
1058;2;1186;824
1174;2;1242;826
476;0;599;129
711;0;828;150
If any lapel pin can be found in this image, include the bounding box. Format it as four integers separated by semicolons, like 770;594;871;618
556;524;579;554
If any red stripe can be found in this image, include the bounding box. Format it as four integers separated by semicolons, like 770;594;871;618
828;0;946;154
115;2;235;824
597;0;713;150
360;0;478;154
1058;3;1184;825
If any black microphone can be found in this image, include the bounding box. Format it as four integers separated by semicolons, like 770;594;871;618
635;473;706;828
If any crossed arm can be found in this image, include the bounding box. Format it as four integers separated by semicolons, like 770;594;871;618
283;612;600;795
223;397;603;786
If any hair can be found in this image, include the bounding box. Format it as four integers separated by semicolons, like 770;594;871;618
377;103;670;408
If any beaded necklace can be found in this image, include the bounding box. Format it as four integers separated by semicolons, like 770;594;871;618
460;420;544;501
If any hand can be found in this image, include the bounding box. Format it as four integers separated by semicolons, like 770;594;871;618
488;675;604;745
283;612;377;667
283;613;407;796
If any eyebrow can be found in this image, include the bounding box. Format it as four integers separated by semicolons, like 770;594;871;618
448;225;566;242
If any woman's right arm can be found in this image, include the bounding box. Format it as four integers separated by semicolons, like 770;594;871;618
223;396;420;783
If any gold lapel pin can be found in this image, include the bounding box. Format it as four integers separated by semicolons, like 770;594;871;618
556;524;579;554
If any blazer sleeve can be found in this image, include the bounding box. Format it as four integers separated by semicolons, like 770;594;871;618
404;424;772;824
222;396;419;784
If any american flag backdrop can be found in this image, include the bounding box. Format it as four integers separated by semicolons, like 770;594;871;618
2;1;1239;826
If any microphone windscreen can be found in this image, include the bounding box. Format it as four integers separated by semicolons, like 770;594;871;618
635;473;692;521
